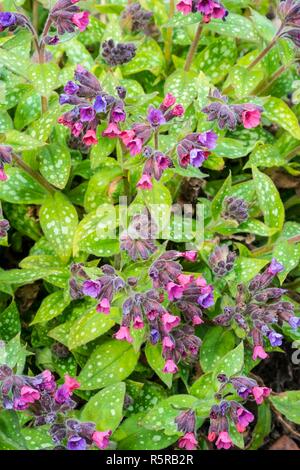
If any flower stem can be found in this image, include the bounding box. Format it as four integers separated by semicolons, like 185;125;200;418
154;130;159;150
252;234;300;257
184;22;203;72
38;16;53;113
247;33;280;70
252;64;288;95
164;0;175;65
12;153;55;194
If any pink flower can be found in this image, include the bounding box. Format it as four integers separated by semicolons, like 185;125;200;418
195;276;207;287
252;386;271;405
172;104;185;117
96;298;110;314
208;432;216;442
0;168;8;181
120;129;136;146
183;250;197;262
64;375;80;393
147;310;159;321
242;107;261;129
114;326;133;343
133;315;144;329
252;345;268;361
167;282;184;301
236;408;254;433
92;430;112;449
162;312;180;332
82;129;98;146
192;315;203;326
163;93;176;108
162;336;175;353
215;431;233;450
72;11;90;32
102;123;121;138
127;138;143;155
163;359;178;374
136;174;153;190
177;274;194;286
176;0;193;15
71;121;83;137
20;386;40;404
178;432;198;450
212;2;227;19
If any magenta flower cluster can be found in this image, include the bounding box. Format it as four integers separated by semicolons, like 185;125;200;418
176;0;228;22
214;259;299;359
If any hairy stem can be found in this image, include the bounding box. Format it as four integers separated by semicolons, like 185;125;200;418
247;33;280;70
252;234;300;256
184;22;203;72
253;64;288;96
38;16;53;113
164;0;175;65
12;153;55;194
154;130;159;150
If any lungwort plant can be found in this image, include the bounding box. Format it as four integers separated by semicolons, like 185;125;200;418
0;0;300;451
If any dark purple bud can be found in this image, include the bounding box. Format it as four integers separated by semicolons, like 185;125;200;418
101;39;137;66
150;329;160;344
209;245;236;277
64;81;79;95
0;219;10;238
116;86;127;100
175;409;196;434
222;196;248;224
0;12;17;30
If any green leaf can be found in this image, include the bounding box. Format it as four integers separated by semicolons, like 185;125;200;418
143;395;199;435
68;306;116;350
84;166;123;212
21;427;53;450
195;38;237;84
213;138;250;159
39;144;71;189
29;102;64;142
90;124;116;169
264;97;300;139
0;301;20;341
73;207;119;257
270;391;300;424
122;38;165;76
40;192;78;263
81;382;125;431
0;167;48;204
164;69;198;109
14;90;41;130
213;342;244;377
145;343;173;389
252;166;285;230
249;402;271;449
31;290;70;325
250;9;276;41
117;427;177;450
4;130;45;151
211;172;232;220
273;239;300;283
28;63;60;97
78;339;139;390
189;371;217;400
244;143;286;169
228;66;264;98
200;327;236;372
0;334;27;372
204;13;257;41
0;410;27;450
234;257;268;283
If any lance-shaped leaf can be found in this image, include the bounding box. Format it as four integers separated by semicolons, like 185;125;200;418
0;301;20;341
122;37;165;76
40;192;78;263
252;166;285;231
213;341;244;377
270;391;300;424
200;327;236;372
145;343;173;389
31;290;70;325
78;339;139;390
39;144;71;190
195;38;237;84
28;63;60;97
264;97;300;139
0;167;48;204
81;382;126;431
164;69;198;109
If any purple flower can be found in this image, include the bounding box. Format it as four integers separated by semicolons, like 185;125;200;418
0;219;10;238
64;81;79;95
150;329;160;344
289;316;300;330
0;12;17;30
147;106;166;127
79;106;96;122
268;331;283;347
198;130;218;150
59;94;72;105
197;286;214;308
190;149;207;167
82;280;102;298
67;435;87;451
94;95;107;113
111;104;126;123
197;0;215;15
267;258;284;275
54;385;70;404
